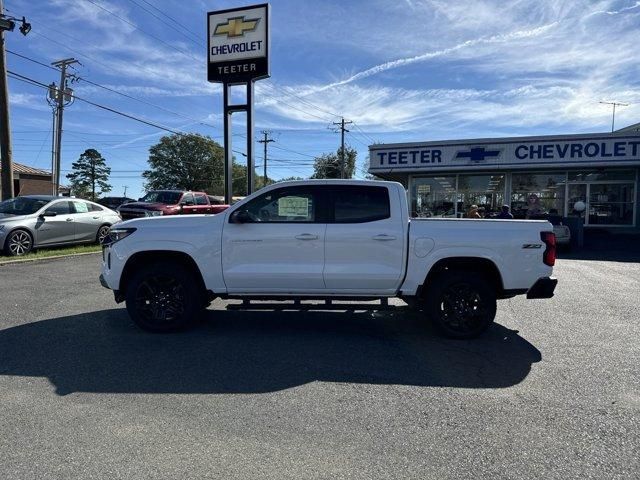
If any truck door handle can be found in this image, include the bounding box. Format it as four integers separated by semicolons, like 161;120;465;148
92;216;99;219
295;233;318;240
372;234;396;241
65;218;73;222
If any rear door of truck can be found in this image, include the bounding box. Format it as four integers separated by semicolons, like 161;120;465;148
323;184;407;294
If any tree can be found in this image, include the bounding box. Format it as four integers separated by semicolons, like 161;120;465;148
143;134;226;193
311;146;357;179
66;149;112;200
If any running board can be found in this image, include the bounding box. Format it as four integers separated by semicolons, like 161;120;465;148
225;298;394;311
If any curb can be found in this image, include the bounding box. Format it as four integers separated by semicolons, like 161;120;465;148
0;250;101;266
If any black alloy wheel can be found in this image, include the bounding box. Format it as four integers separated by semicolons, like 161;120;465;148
425;271;497;339
5;230;33;256
125;262;203;332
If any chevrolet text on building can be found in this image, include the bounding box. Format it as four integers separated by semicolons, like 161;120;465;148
207;4;270;83
370;134;640;171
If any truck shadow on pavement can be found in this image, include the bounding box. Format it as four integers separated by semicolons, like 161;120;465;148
0;307;541;396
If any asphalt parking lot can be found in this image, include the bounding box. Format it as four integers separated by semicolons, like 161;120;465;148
0;252;638;479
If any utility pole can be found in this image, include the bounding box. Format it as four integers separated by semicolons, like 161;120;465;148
257;130;274;187
600;101;629;133
123;185;128;197
50;58;78;196
332;117;352;178
0;2;30;200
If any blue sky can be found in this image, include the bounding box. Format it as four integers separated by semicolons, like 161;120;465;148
4;0;640;198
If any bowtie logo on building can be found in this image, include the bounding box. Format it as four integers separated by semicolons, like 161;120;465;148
214;16;260;38
455;147;501;162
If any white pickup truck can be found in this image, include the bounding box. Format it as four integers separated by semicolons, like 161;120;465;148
99;180;557;338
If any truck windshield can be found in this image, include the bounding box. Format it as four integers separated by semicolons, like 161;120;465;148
0;197;50;216
140;191;182;204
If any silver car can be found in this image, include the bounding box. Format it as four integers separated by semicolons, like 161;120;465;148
0;195;121;256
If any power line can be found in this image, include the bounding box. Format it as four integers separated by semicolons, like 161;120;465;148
124;0;201;46
352;121;377;144
6;49;221;131
8;70;188;135
83;0;200;62
6;49;57;71
137;0;199;41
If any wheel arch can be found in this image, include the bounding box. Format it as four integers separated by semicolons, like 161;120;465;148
417;256;505;299
118;250;211;302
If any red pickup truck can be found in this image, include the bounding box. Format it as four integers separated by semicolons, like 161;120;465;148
118;190;229;220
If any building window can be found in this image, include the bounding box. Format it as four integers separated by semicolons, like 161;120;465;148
511;172;566;219
411;176;456;218
568;170;635;182
457;174;505;218
566;170;636;226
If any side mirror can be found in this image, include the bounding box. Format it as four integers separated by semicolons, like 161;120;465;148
181;201;195;206
230;209;251;223
41;211;57;218
138;198;144;202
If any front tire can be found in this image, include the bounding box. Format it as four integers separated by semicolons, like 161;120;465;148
125;261;204;332
4;229;34;256
423;271;497;339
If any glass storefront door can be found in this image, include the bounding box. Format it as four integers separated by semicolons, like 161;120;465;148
568;183;635;225
568;184;587;221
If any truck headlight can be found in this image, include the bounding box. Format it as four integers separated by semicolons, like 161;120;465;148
103;227;136;246
145;210;163;217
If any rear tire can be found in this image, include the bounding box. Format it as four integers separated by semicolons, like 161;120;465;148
96;224;110;244
125;261;204;332
423;271;497;339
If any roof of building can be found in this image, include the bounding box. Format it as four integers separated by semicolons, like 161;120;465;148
615;122;640;133
0;162;51;177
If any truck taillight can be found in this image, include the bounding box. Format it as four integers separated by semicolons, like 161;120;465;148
541;231;556;266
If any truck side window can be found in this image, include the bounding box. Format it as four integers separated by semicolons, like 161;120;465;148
195;194;208;205
181;193;194;205
332;186;390;223
243;187;316;222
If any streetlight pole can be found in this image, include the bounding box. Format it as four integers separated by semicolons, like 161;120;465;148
0;2;30;199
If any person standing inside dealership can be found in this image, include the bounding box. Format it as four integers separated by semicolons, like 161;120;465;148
497;205;514;219
525;193;544;218
466;205;481;218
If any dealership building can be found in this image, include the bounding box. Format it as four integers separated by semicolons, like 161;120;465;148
368;123;640;231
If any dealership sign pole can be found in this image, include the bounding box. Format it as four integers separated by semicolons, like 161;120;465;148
207;3;270;204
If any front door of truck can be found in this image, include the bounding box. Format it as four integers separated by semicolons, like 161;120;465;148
222;186;326;293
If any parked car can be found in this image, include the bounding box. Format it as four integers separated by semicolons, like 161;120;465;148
530;213;571;247
97;196;136;210
118;190;229;220
548;216;571;247
100;180;557;339
0;195;121;256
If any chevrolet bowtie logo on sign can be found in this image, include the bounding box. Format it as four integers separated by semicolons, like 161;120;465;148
207;4;270;83
455;147;501;162
214;16;260;38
